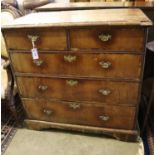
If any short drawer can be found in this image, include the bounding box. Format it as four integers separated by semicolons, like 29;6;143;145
70;27;145;52
22;99;136;130
11;53;143;80
17;77;139;105
3;28;67;50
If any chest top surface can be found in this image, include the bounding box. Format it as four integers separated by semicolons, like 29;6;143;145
2;9;152;29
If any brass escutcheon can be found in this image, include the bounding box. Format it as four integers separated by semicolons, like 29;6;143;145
64;55;76;63
38;85;48;91
43;109;53;116
99;61;111;69
66;80;78;86
98;34;112;42
69;103;81;110
99;89;111;96
28;35;39;47
33;59;44;66
99;115;110;121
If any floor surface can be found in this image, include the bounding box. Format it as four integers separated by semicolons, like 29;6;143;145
4;128;144;155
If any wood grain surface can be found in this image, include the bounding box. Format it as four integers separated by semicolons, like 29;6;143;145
3;28;67;50
2;9;152;29
11;52;143;80
17;77;139;105
4;26;145;52
22;98;136;130
70;27;145;51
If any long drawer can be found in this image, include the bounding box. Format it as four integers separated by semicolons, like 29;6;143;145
22;98;136;130
11;53;143;80
70;27;145;52
17;77;139;105
3;28;67;50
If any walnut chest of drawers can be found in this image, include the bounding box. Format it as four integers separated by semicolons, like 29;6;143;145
2;9;152;141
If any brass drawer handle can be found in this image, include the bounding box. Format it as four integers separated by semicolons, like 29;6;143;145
99;115;110;121
64;55;76;63
43;109;53;116
38;85;48;91
69;103;81;110
66;80;78;86
98;34;111;42
33;59;44;66
99;61;111;69
28;35;39;47
99;89;111;96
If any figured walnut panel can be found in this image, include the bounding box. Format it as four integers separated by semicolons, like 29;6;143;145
11;52;143;80
22;98;136;130
17;77;139;105
4;28;67;50
70;27;145;52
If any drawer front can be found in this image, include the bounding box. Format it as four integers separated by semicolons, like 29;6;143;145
70;27;144;52
22;99;136;130
4;28;67;50
17;77;139;105
11;53;143;80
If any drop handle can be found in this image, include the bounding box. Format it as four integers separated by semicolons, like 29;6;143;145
38;85;48;91
69;103;81;110
28;35;39;48
66;80;78;86
64;55;77;63
98;34;112;42
99;115;110;121
33;59;44;66
99;89;111;96
43;109;53;116
99;61;111;69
